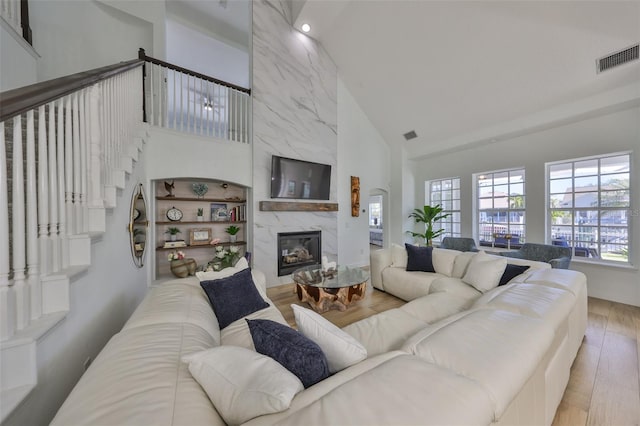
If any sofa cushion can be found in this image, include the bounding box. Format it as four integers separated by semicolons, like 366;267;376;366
200;268;269;329
391;243;408;267
247;319;330;388
381;267;445;301
182;346;304;425
451;251;475;278
428;277;483;302
402;309;555;420
220;302;288;350
342;309;427;357
432;248;460;277
292;304;367;373
462;252;507;293
405;244;435;272
499;264;530;286
253;355;495;426
400;292;474;323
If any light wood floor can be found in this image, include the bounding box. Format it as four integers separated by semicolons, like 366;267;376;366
266;284;640;425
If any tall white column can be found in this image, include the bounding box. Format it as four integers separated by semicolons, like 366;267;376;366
12;115;28;330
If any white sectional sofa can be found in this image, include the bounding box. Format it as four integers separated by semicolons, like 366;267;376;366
52;246;587;426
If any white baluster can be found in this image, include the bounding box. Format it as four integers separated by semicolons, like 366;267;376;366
34;106;49;319
57;98;68;269
79;90;88;233
88;86;103;209
25;109;38;324
73;93;82;234
172;70;177;129
48;102;59;273
0;121;16;341
180;72;184;132
12;115;28;330
65;97;74;241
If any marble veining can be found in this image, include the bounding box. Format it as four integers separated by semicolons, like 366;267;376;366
253;0;338;285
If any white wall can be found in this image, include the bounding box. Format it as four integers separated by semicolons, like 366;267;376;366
413;106;640;306
166;18;249;88
337;77;391;267
252;0;338;285
0;22;37;91
29;0;153;82
4;166;149;426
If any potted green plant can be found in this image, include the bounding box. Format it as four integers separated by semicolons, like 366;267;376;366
406;204;450;246
225;225;240;243
196;208;204;222
165;227;181;242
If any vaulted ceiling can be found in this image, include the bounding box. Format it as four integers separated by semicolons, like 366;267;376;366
293;1;640;159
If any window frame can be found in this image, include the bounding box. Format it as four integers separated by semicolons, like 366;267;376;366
426;177;461;243
474;167;526;248
546;151;632;265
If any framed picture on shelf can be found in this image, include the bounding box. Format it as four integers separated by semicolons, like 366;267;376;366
210;203;228;221
189;228;212;246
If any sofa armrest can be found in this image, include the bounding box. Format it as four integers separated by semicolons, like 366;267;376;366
549;256;571;269
370;248;392;291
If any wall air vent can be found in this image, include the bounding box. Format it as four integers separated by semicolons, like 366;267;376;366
403;130;418;141
597;43;639;73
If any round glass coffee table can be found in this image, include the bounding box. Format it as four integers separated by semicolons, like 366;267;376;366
292;265;369;313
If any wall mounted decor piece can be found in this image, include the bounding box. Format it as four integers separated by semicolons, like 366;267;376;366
351;176;360;217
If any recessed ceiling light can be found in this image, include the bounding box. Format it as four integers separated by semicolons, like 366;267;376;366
301;23;311;33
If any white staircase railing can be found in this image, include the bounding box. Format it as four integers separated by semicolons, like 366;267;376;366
0;59;146;421
139;49;251;143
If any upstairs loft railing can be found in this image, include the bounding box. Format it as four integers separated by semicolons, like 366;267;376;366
1;0;32;44
139;48;251;143
0;59;144;342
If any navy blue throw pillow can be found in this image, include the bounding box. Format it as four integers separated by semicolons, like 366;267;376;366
498;264;530;286
405;244;435;272
246;318;329;388
200;268;269;329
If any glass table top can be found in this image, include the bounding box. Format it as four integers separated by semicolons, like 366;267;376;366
292;265;369;289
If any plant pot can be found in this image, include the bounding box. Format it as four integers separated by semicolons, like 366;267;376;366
169;234;177;242
196;216;204;222
229;235;237;243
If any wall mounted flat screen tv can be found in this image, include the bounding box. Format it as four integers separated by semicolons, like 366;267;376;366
270;155;331;200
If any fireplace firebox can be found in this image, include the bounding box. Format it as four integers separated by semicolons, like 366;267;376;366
277;231;321;276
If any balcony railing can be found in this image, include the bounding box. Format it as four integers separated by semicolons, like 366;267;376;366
139;49;251;144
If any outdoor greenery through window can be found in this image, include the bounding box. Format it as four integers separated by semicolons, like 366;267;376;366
547;153;630;263
428;178;461;242
476;169;526;248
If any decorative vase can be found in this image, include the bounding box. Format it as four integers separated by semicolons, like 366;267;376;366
170;258;197;277
197;216;204;222
229;235;237;243
169;234;177;242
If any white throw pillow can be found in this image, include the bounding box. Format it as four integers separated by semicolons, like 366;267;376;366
195;256;249;281
462;252;507;293
391;243;408;268
292;304;367;373
182;346;303;425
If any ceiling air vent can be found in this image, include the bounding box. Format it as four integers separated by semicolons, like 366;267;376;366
597;43;639;73
403;130;417;141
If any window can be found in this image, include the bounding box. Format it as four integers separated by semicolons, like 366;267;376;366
547;153;630;263
476;168;526;248
427;177;461;243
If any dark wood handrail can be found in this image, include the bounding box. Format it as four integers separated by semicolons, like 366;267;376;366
0;59;143;122
138;48;251;95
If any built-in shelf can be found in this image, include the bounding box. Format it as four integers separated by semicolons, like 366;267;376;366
156;196;246;203
156;241;247;250
156;220;247;225
259;201;339;212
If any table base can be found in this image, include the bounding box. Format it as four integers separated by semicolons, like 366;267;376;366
296;281;366;313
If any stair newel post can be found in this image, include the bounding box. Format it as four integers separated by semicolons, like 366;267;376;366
0;122;16;341
12;114;29;330
25;109;39;324
49;100;59;272
34;105;49;319
72;93;82;234
57;98;68;269
79;90;88;233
